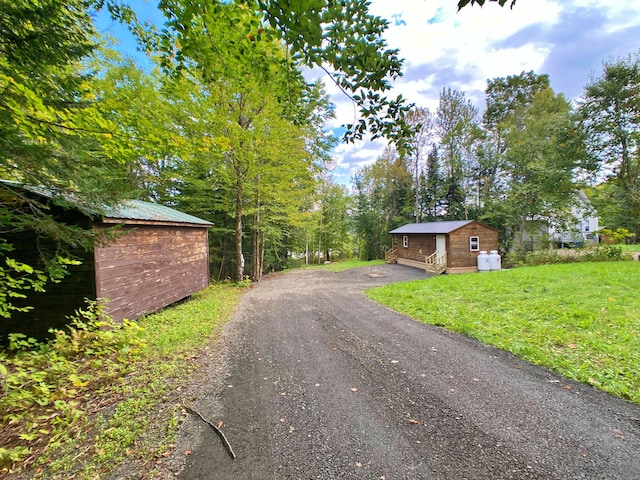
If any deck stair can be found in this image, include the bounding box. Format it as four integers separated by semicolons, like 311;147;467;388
425;251;447;274
385;248;398;264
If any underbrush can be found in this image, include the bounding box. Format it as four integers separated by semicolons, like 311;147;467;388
0;283;245;478
506;245;632;267
0;302;145;474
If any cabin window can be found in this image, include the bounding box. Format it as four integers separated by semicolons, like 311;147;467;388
402;235;408;248
469;236;479;251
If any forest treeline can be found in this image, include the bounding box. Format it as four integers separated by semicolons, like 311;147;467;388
1;1;639;322
353;61;640;260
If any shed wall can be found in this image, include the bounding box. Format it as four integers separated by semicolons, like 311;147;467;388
94;224;209;322
0;231;95;341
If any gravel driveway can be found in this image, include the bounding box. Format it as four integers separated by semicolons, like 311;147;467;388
170;264;640;479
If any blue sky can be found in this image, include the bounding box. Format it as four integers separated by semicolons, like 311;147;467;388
94;1;640;185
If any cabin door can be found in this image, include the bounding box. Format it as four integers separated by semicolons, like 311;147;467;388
436;235;446;258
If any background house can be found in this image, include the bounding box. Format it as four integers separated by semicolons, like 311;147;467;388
1;184;212;341
549;190;599;247
388;220;499;274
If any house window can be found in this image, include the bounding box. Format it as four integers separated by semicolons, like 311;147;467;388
402;235;408;248
469;236;479;251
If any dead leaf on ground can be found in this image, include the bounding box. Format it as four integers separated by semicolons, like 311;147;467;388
613;428;625;440
184;450;192;456
351;388;358;392
216;421;223;429
407;418;422;425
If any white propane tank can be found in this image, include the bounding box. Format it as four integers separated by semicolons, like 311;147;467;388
489;250;501;270
477;251;491;271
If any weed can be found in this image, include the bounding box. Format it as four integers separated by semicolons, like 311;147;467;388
0;283;245;477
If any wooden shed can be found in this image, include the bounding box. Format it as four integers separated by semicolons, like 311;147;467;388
1;183;212;340
388;220;499;274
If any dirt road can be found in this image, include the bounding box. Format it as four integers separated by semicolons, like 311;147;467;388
171;264;640;479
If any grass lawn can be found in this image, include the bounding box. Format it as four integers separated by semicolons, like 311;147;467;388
366;261;640;404
293;259;385;272
618;244;640;252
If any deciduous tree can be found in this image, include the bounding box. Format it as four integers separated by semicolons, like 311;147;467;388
578;51;640;237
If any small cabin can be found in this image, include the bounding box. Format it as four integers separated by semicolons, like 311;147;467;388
1;183;212;340
388;220;499;274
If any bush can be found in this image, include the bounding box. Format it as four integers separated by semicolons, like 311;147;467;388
0;301;145;472
506;245;632;267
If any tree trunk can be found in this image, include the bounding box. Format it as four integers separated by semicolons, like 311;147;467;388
234;162;244;281
259;230;265;276
252;207;261;281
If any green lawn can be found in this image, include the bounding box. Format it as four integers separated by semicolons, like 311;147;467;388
366;262;640;404
293;259;385;272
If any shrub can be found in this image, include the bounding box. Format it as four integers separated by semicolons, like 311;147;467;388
506;245;632;267
0;301;145;472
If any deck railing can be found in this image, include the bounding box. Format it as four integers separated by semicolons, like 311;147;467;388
425;251;447;274
385;248;398;264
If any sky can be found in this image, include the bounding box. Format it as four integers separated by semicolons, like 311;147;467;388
96;0;640;185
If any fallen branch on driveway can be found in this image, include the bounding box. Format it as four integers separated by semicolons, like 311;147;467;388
183;405;237;459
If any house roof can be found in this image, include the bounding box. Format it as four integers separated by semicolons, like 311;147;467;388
2;180;212;227
390;220;476;235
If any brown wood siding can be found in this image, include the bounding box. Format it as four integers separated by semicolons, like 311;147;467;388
393;234;436;263
448;223;499;268
94;225;209;322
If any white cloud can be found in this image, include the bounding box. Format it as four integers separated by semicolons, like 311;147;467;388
316;0;640;185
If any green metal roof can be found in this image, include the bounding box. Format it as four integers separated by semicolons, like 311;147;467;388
103;200;212;226
2;180;211;227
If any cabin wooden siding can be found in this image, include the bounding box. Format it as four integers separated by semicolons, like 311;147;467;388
448;223;499;269
393;234;434;264
93;224;210;322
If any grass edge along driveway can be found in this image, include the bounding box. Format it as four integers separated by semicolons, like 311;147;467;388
366;261;640;405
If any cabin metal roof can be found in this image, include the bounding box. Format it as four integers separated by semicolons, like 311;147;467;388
389;220;475;235
102;200;212;226
2;180;211;227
